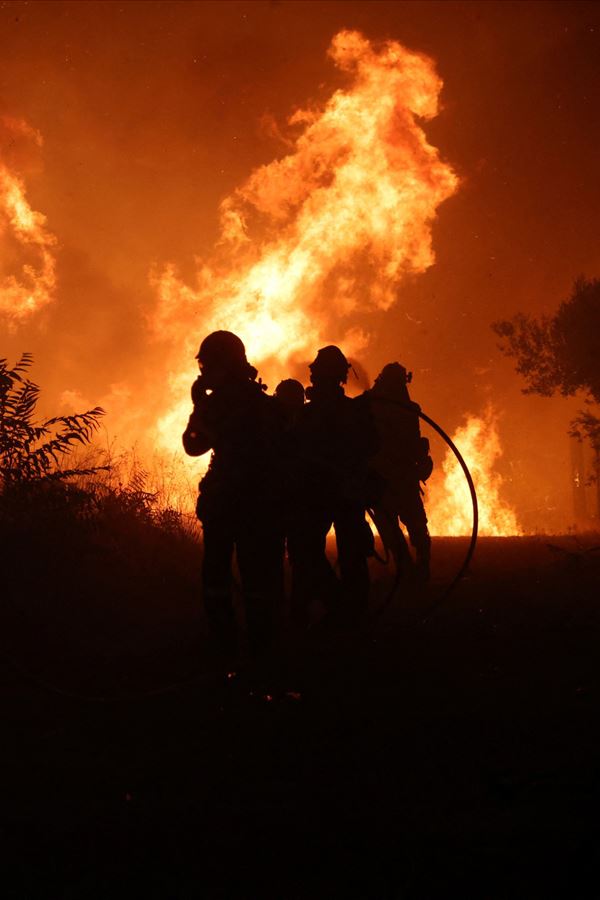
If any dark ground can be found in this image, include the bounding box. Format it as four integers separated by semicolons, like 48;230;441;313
2;536;600;898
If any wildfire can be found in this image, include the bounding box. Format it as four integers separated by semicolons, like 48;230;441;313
0;119;57;325
426;409;523;536
151;29;458;455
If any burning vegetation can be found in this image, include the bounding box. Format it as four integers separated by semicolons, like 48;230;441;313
0;29;527;537
151;30;459;454
427;409;522;537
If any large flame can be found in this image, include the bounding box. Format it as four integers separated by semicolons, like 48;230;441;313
427;408;523;536
151;29;458;454
0;119;57;325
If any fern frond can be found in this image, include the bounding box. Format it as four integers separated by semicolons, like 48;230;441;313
12;352;34;374
129;466;149;494
5;353;36;386
1;357;105;486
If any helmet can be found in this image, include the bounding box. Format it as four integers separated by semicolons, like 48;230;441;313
309;345;350;383
274;378;305;407
195;330;247;367
374;362;412;388
371;362;413;401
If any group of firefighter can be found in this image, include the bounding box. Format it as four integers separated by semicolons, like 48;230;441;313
183;330;434;658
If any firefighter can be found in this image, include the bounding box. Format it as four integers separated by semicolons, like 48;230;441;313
182;331;284;658
364;363;433;581
273;378;306;620
288;346;378;624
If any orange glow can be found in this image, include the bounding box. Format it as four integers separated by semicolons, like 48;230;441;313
427;408;523;536
0;121;56;325
149;30;458;456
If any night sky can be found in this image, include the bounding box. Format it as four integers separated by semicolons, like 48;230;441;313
2;0;599;529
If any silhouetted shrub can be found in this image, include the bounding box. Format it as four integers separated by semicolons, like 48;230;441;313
0;353;105;486
0;356;202;655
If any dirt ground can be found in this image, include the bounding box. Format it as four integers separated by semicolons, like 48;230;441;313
2;535;600;898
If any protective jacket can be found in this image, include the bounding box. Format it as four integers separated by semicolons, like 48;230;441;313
183;377;283;523
292;384;378;509
285;383;379;616
366;392;432;493
362;383;432;578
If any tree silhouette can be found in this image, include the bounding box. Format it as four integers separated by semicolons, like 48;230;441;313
0;353;105;487
493;277;600;508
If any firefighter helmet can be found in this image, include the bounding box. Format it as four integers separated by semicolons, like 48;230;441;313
195;330;247;367
374;362;412;389
309;345;350;383
275;378;305;407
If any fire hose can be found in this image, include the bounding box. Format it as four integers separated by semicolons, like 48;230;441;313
2;407;477;702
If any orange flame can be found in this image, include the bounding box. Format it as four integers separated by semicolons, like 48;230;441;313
0;120;56;325
150;30;458;455
426;409;523;536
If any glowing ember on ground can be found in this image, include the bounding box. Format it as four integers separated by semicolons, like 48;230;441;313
0;119;56;325
426;408;523;536
150;29;458;456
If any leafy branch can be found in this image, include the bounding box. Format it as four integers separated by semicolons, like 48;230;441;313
493;276;600;483
0;353;106;487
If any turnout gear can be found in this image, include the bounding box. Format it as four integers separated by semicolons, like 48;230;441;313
416;436;434;483
366;363;432;580
287;348;378;622
183;332;283;656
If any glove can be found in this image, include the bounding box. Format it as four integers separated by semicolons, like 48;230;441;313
191;376;208;407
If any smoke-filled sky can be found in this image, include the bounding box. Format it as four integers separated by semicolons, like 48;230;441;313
1;0;599;529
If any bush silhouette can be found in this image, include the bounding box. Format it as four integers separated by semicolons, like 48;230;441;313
0;353;105;486
0;356;202;684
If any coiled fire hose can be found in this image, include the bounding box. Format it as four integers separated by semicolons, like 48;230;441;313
2;407;477;702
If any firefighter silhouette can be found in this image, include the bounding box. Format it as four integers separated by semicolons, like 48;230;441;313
288;346;378;624
182;331;284;657
273;378;306;611
364;363;433;581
